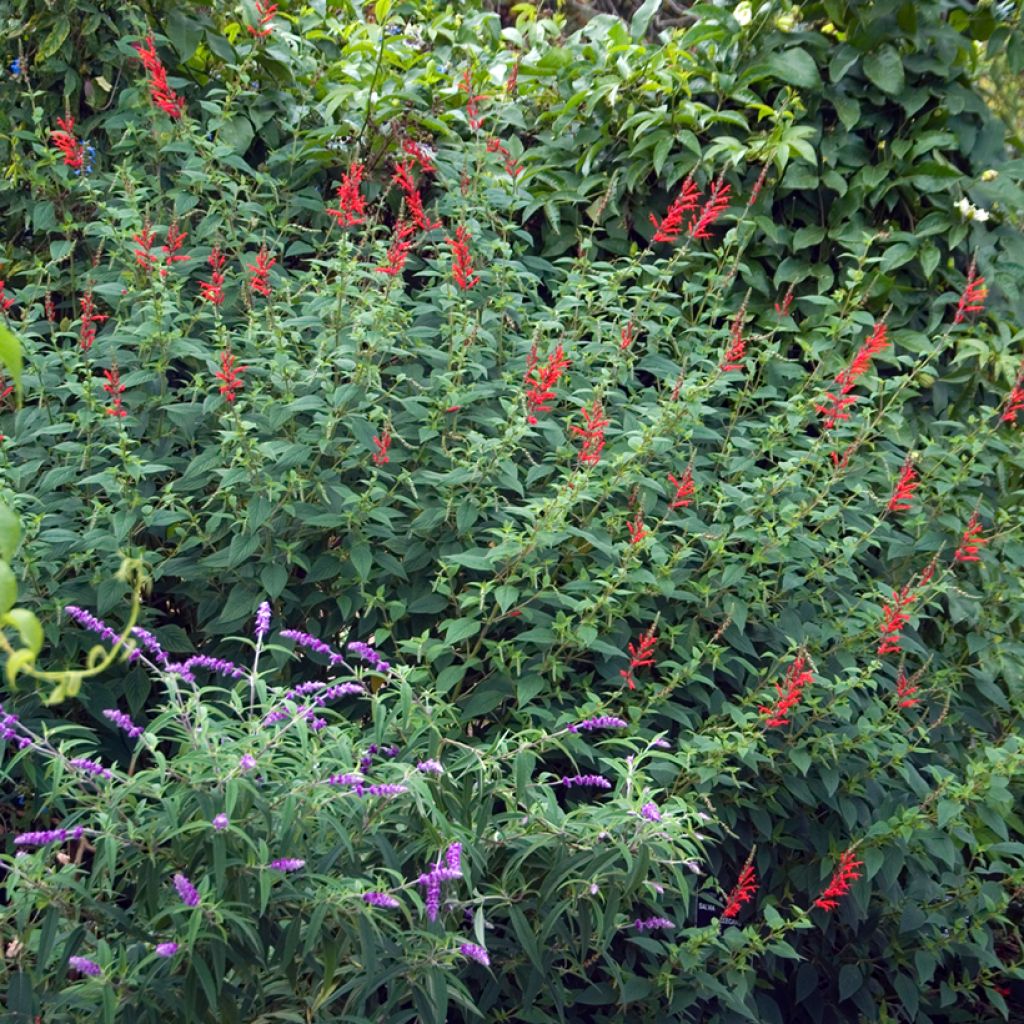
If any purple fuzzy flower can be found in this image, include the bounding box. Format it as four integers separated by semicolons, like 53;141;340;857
567;715;628;733
560;774;611;790
416;759;443;775
0;703;32;749
651;738;671;749
14;826;84;846
255;601;271;642
317;682;365;701
212;814;229;831
102;707;143;739
263;709;289;725
445;842;462;874
173;872;200;907
363;891;400;908
70;757;113;779
633;915;674;932
280;629;344;664
350;782;408;797
640;802;662;822
459;942;490;967
155;942;179;957
269;858;305;872
68;955;102;976
325;772;363;787
170;654;246;683
240;753;257;772
64;605;121;648
131;625;169;666
416;843;465;922
346;639;391;674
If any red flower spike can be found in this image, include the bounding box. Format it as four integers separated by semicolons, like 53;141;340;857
246;0;277;38
759;655;813;728
375;221;416;276
813;849;864;912
747;163;769;207
133;36;186;119
78;291;108;351
402;139;436;175
50;116;86;171
247;245;275;298
199;246;227;305
895;670;919;709
953;511;987;564
215;349;247;403
953;261;987;325
688;179;732;240
774;286;794;317
571;399;610;466
722;864;758;919
392;161;441;232
485;137;522;179
327;162;367;227
132;225;159;272
372;430;391;465
626;513;648;545
818;322;889;431
446;226;480;289
877;584;916;656
506;59;519;96
102;366;126;418
160;222;190;278
523;343;571;424
667;466;695;509
886;456;919;515
721;301;748;373
650;176;701;245
0;279;15;314
620;322;635;351
1001;362;1024;426
459;68;487;131
619;628;657;690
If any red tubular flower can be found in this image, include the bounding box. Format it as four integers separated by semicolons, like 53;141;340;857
953;511;987;564
485;137;522;179
459;68;486;131
817;322;889;431
688;179;732;240
722;864;757;919
571;399;610;466
402;139;436;175
626;513;648;545
720;301;748;373
619;627;657;690
372;429;391;465
50;116;86;171
247;245;275;298
759;655;813;728
0;278;15;314
953;261;987;325
392;161;440;232
523;343;571;424
747;163;769;207
133;36;186;119
620;322;635;351
102;366;126;418
650;176;701;245
374;221;415;276
160;222;190;278
199;246;227;305
327;162;367;227
446;226;480;289
246;0;277;38
79;291;108;351
813;849;864;911
506;58;520;96
774;286;794;317
1001;362;1024;426
215;349;247;403
886;456;919;514
132;224;159;272
895;669;919;709
667;466;695;509
877;584;916;656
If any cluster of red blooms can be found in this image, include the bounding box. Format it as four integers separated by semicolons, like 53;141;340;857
485;137;522;179
215;349;246;402
160;222;190;278
246;0;277;38
446;226;479;289
327;162;367;227
375;221;415;276
886;456;919;514
813;849;864;911
133;36;186;119
953;511;988;563
523;343;571;424
459;68;486;131
0;277;14;314
722;863;757;919
372;430;391;465
667;466;695;509
816;321;889;431
1001;362;1024;426
199;246;227;305
102;366;126;418
759;655;813;728
50;116;87;171
620;322;635;351
774;286;794;317
402;139;436;174
79;291;108;351
247;245;275;298
619;627;657;690
953;261;987;325
392;161;441;232
895;669;919;709
626;512;648;545
877;559;935;656
132;224;158;272
650;176;732;245
571;399;609;466
720;301;747;373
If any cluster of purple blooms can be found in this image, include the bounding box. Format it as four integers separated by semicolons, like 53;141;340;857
69;955;102;976
269;858;305;872
640;802;662;822
416;759;443;775
14;825;84;847
324;771;407;797
173;872;201;908
70;757;113;779
360;742;400;772
567;715;628;733
459;941;490;967
560;774;612;790
102;707;143;739
280;629;391;675
0;702;31;749
417;842;463;922
363;891;400;908
264;680;366;731
634;916;674;932
255;601;271;643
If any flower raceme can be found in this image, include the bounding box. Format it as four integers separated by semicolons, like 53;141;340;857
103;366;126;418
720;300;748;373
523;343;571;424
649;176;701;244
1001;362;1024;426
689;179;733;240
446;226;479;289
50;116;87;172
133;224;158;272
79;291;108;351
722;863;757;919
953;511;987;564
813;849;864;911
886;456;919;515
816;321;889;430
133;36;186;119
160;222;190;278
571;399;609;466
895;669;920;709
877;584;916;656
375;221;415;276
246;0;277;38
215;349;246;403
953;261;987;325
391;161;440;232
248;245;275;298
626;512;648;545
371;429;391;465
485;136;522;179
759;655;813;728
667;466;695;509
619;628;657;690
458;68;486;131
402;138;436;174
327;162;367;228
199;246;227;305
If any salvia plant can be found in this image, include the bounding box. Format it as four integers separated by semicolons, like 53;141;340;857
1;0;1024;1021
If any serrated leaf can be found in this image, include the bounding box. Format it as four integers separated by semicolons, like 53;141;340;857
863;45;905;95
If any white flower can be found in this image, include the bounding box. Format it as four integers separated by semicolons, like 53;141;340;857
974;207;991;222
956;197;991;223
734;2;753;26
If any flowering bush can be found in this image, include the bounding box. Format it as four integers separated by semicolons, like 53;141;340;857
2;0;1024;1020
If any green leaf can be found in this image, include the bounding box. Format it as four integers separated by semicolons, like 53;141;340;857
863;45;905;95
0;324;23;403
893;972;919;1019
765;48;821;90
838;963;862;1002
443;618;480;645
38;15;71;61
350;542;372;583
833;93;860;131
4;609;42;655
0;561;15;616
0;504;21;561
630;0;662;40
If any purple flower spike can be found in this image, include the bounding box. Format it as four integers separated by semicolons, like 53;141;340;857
0;702;33;750
70;757;113;779
279;629;344;664
350;782;408;797
255;601;271;642
131;625;169;666
212;814;229;831
423;874;442;921
445;842;462;874
459;942;490;967
363;892;400;908
173;872;200;907
325;772;363;787
240;753;257;772
346;639;391;674
568;715;628;733
633;915;674;932
155;942;179;957
102;708;143;739
169;655;246;683
560;774;612;790
640;802;662;822
269;858;305;872
14;826;84;847
64;605;121;648
68;955;102;976
416;759;443;775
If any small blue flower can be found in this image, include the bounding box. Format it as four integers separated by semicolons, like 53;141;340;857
10;57;22;78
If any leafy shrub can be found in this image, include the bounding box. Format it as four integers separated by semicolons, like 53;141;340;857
2;1;1024;1021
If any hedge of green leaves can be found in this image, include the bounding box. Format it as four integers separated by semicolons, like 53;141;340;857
2;0;1024;1021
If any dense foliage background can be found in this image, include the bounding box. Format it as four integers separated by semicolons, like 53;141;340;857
2;0;1024;1021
